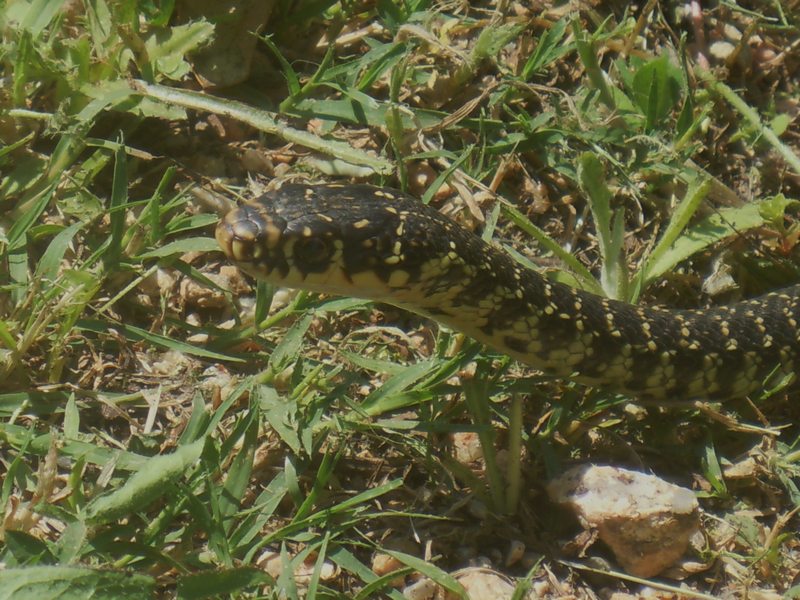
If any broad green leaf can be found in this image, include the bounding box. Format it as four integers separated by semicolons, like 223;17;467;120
383;550;467;599
145;20;215;80
631;55;683;129
759;193;800;226
259;385;303;454
85;438;206;524
643;203;764;285
229;473;288;551
522;17;570;79
358;359;442;416
218;404;259;524
18;0;65;36
261;34;302;96
76;319;244;362
267;313;313;372
771;113;791;136
331;547;407;600
472;22;527;63
0;566;154;600
578;153;626;299
136;236;219;259
176;567;273;600
6;186;54;249
34;222;84;283
638;175;710;294
500;201;602;295
0;423;152;471
133;81;394;175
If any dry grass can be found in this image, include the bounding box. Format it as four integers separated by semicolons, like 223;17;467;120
2;1;800;598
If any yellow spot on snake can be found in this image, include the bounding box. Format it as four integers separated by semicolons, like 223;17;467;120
388;270;410;287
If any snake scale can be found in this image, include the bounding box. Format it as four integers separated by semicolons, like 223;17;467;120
216;183;800;400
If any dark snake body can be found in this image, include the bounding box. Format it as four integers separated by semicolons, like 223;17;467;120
216;183;800;400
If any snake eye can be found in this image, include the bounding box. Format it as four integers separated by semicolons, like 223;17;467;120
293;237;332;271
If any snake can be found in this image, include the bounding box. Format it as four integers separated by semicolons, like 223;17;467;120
215;183;800;401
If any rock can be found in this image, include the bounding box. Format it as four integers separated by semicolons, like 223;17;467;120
176;0;276;87
445;567;516;600
372;553;406;588
547;465;699;577
452;431;483;465
404;567;534;600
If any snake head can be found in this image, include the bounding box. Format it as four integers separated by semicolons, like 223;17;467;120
216;199;345;290
216;203;287;266
215;184;475;302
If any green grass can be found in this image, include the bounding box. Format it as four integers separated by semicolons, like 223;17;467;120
2;1;800;598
